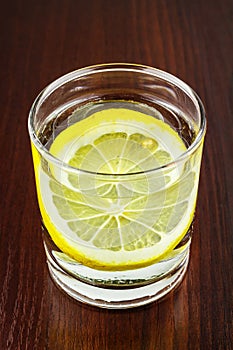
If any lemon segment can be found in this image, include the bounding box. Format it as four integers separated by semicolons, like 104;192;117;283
34;107;198;270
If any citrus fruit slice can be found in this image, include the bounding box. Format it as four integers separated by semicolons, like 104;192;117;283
34;107;197;270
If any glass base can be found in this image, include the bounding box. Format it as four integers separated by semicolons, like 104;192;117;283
47;256;188;309
44;231;190;309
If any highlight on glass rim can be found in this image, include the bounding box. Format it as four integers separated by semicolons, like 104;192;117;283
28;63;206;308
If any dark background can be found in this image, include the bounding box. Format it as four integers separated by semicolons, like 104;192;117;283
0;0;232;349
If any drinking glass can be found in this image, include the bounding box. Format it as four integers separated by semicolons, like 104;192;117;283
28;63;206;308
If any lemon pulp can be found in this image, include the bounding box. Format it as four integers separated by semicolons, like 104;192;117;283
33;107;197;270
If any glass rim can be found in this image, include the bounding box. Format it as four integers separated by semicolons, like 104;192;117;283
28;63;207;177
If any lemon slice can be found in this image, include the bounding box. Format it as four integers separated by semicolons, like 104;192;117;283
34;108;197;270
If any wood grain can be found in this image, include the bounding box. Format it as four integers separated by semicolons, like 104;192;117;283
0;0;232;349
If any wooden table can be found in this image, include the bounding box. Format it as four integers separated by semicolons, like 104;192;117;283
0;0;232;349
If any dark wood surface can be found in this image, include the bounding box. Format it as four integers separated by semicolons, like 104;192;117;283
0;0;232;349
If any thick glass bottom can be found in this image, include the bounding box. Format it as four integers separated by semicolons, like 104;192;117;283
47;255;188;309
43;229;190;309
